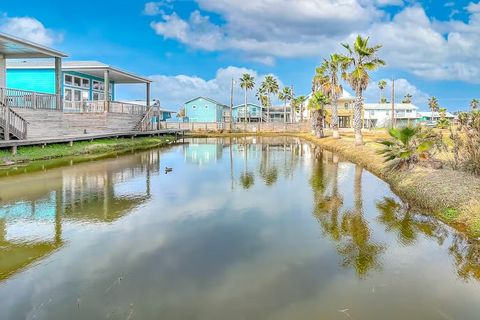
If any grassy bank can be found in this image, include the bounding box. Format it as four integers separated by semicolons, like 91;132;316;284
0;136;175;166
188;131;480;237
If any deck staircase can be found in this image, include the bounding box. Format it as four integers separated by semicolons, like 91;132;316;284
0;102;28;140
133;106;157;132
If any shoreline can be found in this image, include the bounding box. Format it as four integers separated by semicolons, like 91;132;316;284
0;136;175;176
188;131;480;238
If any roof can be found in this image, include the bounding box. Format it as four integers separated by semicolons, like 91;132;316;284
364;103;418;110
232;103;262;109
0;32;67;58
184;96;227;107
418;111;455;118
6;60;151;84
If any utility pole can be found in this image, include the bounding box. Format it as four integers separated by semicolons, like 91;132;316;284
391;78;395;128
230;78;234;131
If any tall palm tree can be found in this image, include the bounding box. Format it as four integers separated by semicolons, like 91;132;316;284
378;80;387;103
342;35;385;146
428;97;439;122
260;75;279;122
239;73;255;123
278;87;293;123
313;54;348;139
256;88;268;122
470;98;479;111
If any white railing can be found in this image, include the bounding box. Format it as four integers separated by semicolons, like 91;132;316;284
109;101;147;115
0;105;28;139
1;87;58;110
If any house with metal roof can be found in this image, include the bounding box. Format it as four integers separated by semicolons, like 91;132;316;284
184;97;228;122
6;60;152;113
232;103;265;122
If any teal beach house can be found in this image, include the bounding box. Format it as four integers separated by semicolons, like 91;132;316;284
184;97;228;122
6;60;151;112
232;103;264;122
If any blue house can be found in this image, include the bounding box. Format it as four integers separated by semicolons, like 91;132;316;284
184;97;228;122
6;60;151;111
232;103;264;122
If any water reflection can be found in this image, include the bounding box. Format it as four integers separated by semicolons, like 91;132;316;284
0;138;480;319
0;151;159;280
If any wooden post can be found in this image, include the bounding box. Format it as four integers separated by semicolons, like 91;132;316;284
104;70;110;112
69;141;73;147
11;145;17;155
55;57;62;110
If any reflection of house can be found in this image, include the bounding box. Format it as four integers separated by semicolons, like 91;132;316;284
0;151;159;281
184;140;223;165
184;97;228;122
364;103;420;128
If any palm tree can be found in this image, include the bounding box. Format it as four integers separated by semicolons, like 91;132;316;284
308;91;330;138
342;35;385;146
402;93;413;104
313;54;347;139
378;80;387;103
260;75;279;122
428;97;439;122
239;73;255;123
470;98;479;111
292;96;307;123
256;88;268;122
278;87;293;123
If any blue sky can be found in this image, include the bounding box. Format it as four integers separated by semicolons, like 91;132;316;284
2;0;480;111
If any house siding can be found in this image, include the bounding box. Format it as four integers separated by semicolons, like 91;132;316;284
185;97;225;122
6;68;116;100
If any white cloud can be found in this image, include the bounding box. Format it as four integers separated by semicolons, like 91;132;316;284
147;1;480;84
116;66;284;109
364;78;429;109
143;1;173;16
0;14;62;46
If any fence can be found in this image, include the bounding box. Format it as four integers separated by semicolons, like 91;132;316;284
163;121;310;132
63;100;148;115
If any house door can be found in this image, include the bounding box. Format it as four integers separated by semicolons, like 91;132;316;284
338;116;350;128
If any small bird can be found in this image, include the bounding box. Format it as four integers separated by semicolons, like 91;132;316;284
165;167;173;174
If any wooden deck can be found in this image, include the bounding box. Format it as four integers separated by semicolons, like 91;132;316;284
0;129;188;153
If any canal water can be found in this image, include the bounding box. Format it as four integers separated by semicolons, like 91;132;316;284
0;137;479;320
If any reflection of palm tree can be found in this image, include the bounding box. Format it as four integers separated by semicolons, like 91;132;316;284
449;234;480;281
338;165;384;277
259;145;278;186
240;139;254;189
376;197;448;246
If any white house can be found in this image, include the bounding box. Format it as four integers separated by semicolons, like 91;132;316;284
363;103;420;128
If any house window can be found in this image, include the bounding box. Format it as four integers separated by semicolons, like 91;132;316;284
344;103;349;109
205;105;208;108
74;90;82;102
74;77;81;87
65;74;73;86
93;80;101;90
193;105;196;108
64;88;72;101
82;78;90;89
93;92;105;101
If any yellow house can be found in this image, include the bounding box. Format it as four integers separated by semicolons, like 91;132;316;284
323;90;356;128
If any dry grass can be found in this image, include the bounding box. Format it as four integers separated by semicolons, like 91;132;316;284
189;129;480;237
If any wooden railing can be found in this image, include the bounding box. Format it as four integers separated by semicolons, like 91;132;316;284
1;87;57;110
0;104;28;140
134;106;157;131
63;100;147;115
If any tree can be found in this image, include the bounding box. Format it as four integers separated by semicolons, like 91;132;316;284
428;97;439;122
308;91;330;138
278;87;293;123
313;54;348;139
260;76;279;122
470;98;479;111
292;96;307;123
402;94;413;104
342;35;385;146
437;107;450;129
239;73;255;123
378;80;387;103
